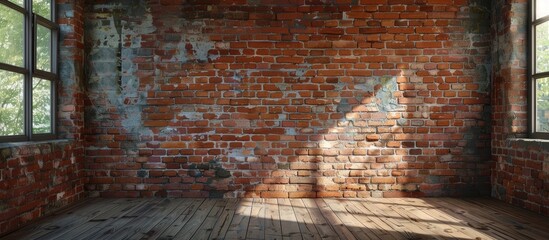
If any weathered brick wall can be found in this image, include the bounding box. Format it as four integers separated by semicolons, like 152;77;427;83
84;0;492;198
491;0;549;216
0;142;85;235
0;0;87;235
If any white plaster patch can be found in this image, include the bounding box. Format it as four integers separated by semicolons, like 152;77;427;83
178;112;202;120
56;192;65;201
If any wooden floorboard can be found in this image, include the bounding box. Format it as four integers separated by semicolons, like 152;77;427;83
225;198;252;240
278;198;302;240
264;198;283;240
3;198;548;240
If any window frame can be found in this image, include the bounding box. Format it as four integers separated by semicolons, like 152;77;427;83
529;0;549;139
0;0;58;142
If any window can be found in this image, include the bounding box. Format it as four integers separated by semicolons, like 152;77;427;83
531;1;549;138
0;0;57;142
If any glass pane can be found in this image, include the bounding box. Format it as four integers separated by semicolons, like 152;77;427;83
32;78;52;134
536;21;549;73
537;0;549;20
0;70;24;136
537;78;549;132
0;4;24;67
33;0;51;20
36;24;52;72
7;0;24;7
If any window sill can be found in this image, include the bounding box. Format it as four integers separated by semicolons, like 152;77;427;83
507;138;549;150
0;139;73;150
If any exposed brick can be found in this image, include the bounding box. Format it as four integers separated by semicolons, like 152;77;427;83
261;191;289;198
383;191;424;198
490;0;548;216
317;191;343;198
0;0;87;236
333;41;358;48
289;192;317;198
80;0;494;205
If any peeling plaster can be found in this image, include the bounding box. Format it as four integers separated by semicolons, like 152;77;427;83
86;3;157;138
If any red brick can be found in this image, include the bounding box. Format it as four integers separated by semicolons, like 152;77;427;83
333;41;357;48
73;0;502;210
383;191;424;198
261;191;289;198
317;191;343;198
305;41;332;48
372;177;395;184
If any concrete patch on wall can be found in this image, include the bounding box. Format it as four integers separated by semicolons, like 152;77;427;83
351;76;404;113
86;2;156;138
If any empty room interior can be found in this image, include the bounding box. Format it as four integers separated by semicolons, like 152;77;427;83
0;0;548;239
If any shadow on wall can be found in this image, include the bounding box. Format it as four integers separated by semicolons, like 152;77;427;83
83;0;492;198
272;70;491;198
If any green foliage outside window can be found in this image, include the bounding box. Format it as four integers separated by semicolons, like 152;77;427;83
536;14;549;132
0;71;24;135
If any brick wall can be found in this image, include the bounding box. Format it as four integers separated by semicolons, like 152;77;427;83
0;0;87;235
84;0;492;198
491;0;549;216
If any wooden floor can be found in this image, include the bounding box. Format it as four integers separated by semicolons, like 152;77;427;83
4;198;549;240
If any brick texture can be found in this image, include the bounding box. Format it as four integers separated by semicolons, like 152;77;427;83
0;142;85;235
5;0;548;236
83;0;493;199
0;0;87;236
491;0;549;216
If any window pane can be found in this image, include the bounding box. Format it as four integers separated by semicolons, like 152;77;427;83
36;24;52;72
537;78;549;132
7;0;23;7
33;0;51;20
32;78;52;134
0;70;24;136
0;4;24;67
536;21;549;73
537;0;549;20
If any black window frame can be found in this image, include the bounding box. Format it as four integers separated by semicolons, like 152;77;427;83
0;0;58;142
530;0;549;139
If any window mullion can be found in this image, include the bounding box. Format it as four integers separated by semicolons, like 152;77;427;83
532;72;549;79
533;16;549;26
530;1;535;137
36;14;58;30
0;0;25;13
0;63;27;74
33;70;57;80
51;0;58;137
26;0;33;140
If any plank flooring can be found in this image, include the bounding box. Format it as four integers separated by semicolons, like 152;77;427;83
3;198;548;240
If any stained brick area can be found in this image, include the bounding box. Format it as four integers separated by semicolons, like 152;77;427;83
491;0;549;216
84;0;492;199
0;0;87;235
